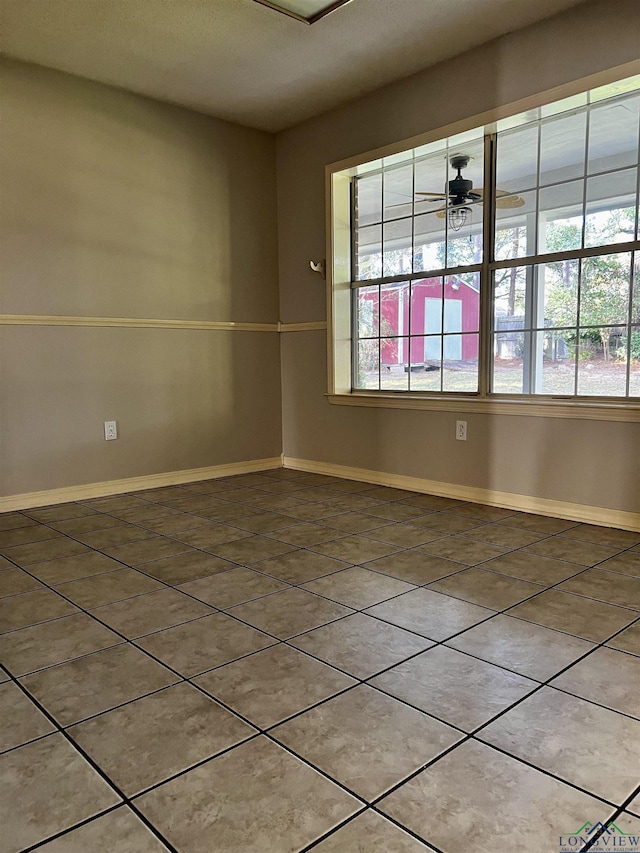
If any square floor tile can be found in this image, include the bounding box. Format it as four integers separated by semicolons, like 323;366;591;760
31;552;125;585
357;486;414;500
364;504;428;522
111;505;182;523
179;568;288;608
497;513;578;535
598;551;640;578
21;644;178;725
550;647;640;718
0;613;122;676
613;813;640;837
557;569;640;610
370;645;537;731
523;537;621;565
257;481;311;496
272;685;462;801
25;504;99;523
464;523;546;549
221;487;267;503
365;588;494;641
196;503;261;522
278;502;344;522
170;523;252;548
0;526;62;550
139;514;214;535
401;495;464;512
225;490;302;516
217;513;294;534
0;682;55;751
206;535;297;564
249;550;351;584
139;551;236;584
55;568;163;608
49;514;122;536
290;613;433;679
302;566;415;609
91;588;214;638
321;494;383;512
378;740;613;853
136;613;276;676
409;512;485;534
1;537;90;567
479;686;640;804
69;682;255;795
268;523;345;547
0;589;78;633
0;567;43;598
418;535;508;565
427;567;542;610
558;524;640;549
136;736;359;853
363;551;463;585
506;588;637;642
448;504;517;522
322;479;371;494
136;486;195;502
309;536;401;564
0;733;120;853
73;524;153;549
103;536;193;566
447;614;595;681
313;811;435;852
478;551;584;586
363;523;445;548
229;587;353;639
627;795;640;817
36;806;169;852
314;811;434;853
322;512;392;533
194;644;356;729
82;495;149;510
607;621;640;655
0;513;37;532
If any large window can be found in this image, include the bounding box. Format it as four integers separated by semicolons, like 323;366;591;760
339;76;640;403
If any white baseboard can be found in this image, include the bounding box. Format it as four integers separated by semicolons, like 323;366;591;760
283;456;640;532
0;457;283;512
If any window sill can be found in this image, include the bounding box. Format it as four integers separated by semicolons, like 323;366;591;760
326;392;640;422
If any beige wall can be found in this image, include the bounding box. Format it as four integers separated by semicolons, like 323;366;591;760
2;1;639;512
0;59;282;496
276;0;640;513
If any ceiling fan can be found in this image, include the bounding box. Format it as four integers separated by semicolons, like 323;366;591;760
413;154;525;231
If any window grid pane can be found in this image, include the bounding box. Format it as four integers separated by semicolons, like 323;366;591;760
351;79;640;400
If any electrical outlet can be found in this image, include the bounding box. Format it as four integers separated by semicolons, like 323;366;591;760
104;421;118;441
456;420;467;441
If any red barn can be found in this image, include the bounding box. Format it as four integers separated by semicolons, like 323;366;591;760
360;276;479;366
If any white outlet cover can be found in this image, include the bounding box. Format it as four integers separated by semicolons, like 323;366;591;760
104;421;118;440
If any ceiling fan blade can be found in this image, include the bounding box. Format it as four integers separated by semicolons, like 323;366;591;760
415;192;447;198
474;187;525;205
496;194;526;209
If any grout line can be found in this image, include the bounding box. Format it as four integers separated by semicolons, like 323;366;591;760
4;675;181;853
2;472;639;852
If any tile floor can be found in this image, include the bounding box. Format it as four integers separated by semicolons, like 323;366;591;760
1;468;639;853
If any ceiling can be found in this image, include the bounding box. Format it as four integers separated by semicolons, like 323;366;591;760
1;0;590;133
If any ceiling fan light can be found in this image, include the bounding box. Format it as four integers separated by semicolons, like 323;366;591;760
448;205;471;232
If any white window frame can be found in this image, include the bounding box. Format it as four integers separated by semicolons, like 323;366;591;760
326;62;640;423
